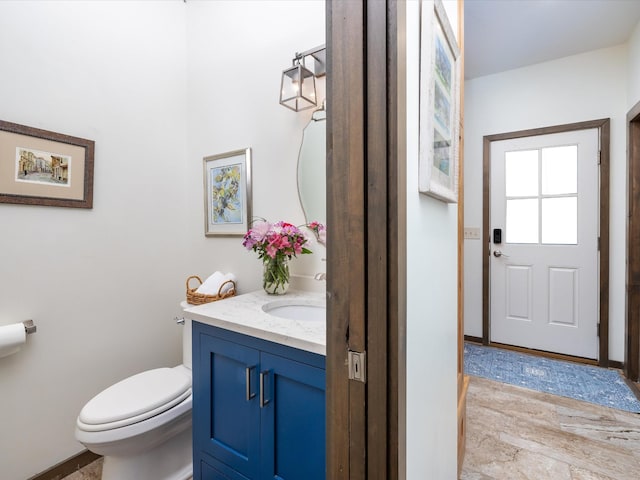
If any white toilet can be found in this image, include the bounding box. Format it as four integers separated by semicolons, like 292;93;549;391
75;318;193;480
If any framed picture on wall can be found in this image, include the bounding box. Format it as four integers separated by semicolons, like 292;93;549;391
419;0;461;203
0;120;95;208
203;148;252;236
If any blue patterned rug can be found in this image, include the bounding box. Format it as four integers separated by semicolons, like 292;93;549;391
464;343;640;413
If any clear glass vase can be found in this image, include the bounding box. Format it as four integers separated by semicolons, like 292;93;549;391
263;256;290;295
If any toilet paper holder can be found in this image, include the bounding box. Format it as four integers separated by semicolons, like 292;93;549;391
23;320;36;335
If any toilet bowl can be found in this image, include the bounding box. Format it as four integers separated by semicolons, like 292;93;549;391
75;318;193;480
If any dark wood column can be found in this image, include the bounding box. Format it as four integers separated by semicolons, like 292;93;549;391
626;102;640;381
326;1;405;478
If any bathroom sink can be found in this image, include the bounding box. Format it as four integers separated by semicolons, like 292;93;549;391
262;299;326;322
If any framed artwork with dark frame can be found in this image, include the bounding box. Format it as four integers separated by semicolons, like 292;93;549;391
203;147;252;236
0;120;95;209
419;0;461;203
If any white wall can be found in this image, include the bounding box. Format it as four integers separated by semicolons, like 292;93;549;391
184;0;326;289
0;1;325;479
463;45;628;361
0;2;188;479
405;0;459;477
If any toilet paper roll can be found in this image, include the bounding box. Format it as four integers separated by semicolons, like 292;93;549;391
0;323;26;359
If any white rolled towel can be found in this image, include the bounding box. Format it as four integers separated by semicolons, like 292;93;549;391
220;273;236;294
196;271;224;295
196;271;236;295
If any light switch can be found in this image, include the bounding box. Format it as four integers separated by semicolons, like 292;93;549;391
464;227;481;240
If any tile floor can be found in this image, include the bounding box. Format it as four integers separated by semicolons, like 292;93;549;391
62;458;102;480
460;376;640;479
66;376;640;480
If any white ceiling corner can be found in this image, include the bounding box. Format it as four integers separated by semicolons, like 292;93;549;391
464;0;640;79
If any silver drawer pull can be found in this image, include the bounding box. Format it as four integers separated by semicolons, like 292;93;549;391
246;366;256;401
259;370;271;408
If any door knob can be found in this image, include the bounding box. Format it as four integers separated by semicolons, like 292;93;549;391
493;250;510;258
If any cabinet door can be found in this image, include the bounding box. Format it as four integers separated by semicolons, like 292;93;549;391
259;352;326;480
195;334;260;479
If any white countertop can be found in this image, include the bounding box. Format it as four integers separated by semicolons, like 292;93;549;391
183;289;327;355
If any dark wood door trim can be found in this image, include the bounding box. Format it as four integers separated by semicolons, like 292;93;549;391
626;101;640;381
482;119;611;366
326;1;366;477
326;1;404;478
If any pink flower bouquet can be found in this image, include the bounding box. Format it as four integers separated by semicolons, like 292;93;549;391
243;220;312;294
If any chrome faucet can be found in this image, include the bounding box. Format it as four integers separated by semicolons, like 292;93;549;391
314;258;327;281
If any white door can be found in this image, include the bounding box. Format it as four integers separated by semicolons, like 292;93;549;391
490;128;599;359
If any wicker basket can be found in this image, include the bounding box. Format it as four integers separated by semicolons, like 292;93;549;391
186;275;236;305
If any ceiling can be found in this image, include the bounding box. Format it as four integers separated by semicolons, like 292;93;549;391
464;0;640;79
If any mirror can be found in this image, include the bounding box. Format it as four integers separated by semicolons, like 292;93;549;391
297;108;326;225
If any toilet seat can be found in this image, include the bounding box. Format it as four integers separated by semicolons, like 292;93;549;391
77;367;191;432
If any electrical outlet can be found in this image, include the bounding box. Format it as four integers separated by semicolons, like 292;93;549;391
464;227;481;240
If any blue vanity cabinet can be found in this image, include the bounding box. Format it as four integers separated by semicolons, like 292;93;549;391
193;321;326;480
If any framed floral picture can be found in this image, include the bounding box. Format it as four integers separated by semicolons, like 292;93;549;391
203;148;252;236
419;0;460;203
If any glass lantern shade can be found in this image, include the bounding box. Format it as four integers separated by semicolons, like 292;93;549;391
280;63;317;112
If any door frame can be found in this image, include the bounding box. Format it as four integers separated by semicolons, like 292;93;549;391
481;119;610;367
626;101;640;381
326;1;405;479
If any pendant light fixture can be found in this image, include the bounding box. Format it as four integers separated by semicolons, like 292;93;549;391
280;60;317;112
279;44;326;112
